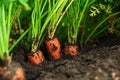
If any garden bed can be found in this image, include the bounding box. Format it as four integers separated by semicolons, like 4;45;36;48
13;35;120;80
0;0;120;80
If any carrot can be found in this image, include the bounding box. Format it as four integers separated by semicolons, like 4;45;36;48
64;44;78;56
0;61;25;80
28;50;44;65
45;37;61;60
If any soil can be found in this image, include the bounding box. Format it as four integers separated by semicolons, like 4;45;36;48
12;35;120;80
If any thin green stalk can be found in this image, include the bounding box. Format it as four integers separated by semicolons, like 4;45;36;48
0;2;13;59
39;0;66;41
80;11;87;45
0;6;5;59
31;0;48;52
85;11;120;44
92;25;109;39
0;23;4;60
47;0;68;38
6;3;13;55
1;3;6;54
7;3;13;36
18;16;22;34
9;27;31;52
54;0;74;38
75;0;89;39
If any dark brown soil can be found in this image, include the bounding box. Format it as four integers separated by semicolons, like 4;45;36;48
12;35;120;80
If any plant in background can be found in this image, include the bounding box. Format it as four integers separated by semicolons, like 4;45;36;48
83;0;120;44
63;0;92;56
27;0;48;65
89;3;112;17
107;1;120;36
0;0;30;80
80;2;113;45
45;0;74;60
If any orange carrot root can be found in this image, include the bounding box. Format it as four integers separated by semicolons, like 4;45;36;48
45;37;61;60
28;50;44;65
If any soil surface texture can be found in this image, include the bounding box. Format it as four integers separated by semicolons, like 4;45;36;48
13;35;120;80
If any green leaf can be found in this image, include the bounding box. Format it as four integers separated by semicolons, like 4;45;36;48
18;0;31;10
